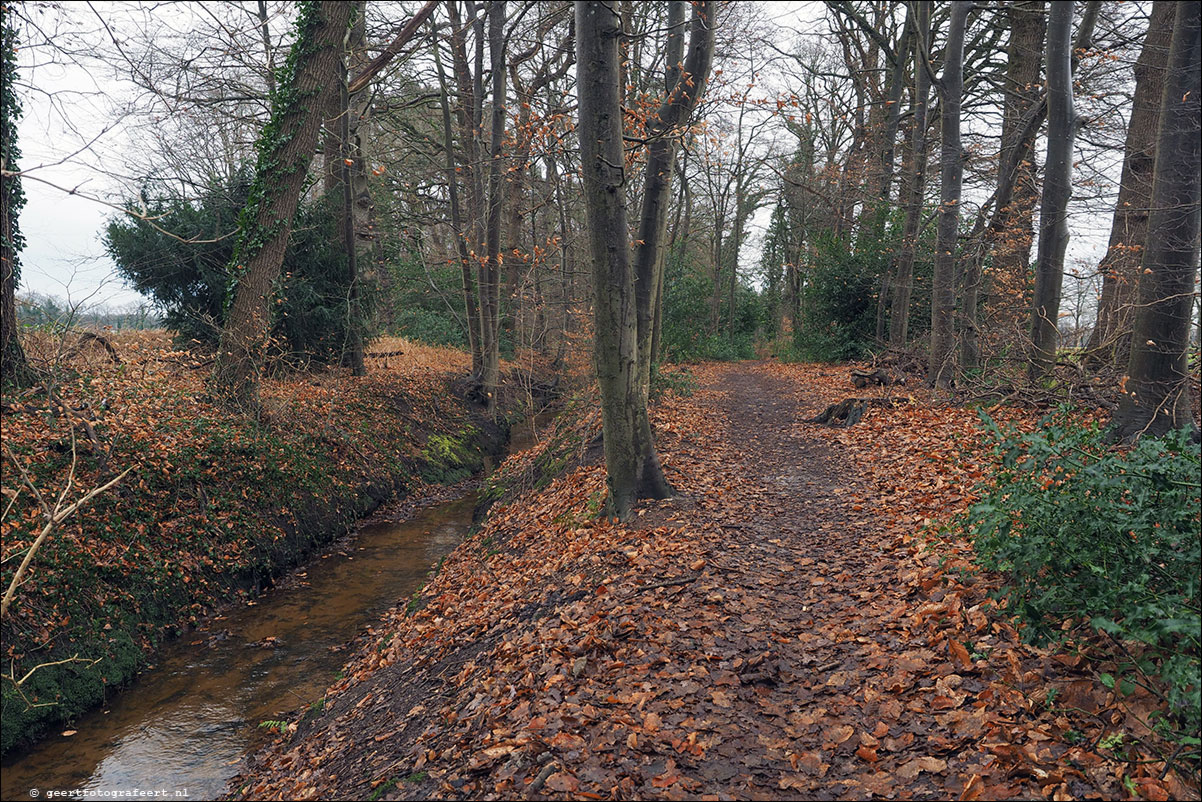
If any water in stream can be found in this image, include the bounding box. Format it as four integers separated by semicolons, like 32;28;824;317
1;420;543;801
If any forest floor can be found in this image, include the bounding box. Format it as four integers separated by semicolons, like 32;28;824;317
229;361;1193;801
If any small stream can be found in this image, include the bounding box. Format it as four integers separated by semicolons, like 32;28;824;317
1;419;544;802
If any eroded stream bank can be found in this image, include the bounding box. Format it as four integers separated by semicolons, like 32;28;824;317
0;417;547;802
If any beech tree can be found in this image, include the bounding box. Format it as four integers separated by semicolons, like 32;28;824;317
577;0;714;520
1027;1;1076;383
1111;2;1200;440
888;0;931;347
927;0;970;387
1086;1;1174;367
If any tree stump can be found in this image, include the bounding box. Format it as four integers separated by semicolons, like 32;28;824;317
805;397;904;427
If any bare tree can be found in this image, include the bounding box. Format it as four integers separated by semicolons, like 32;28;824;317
1111;2;1200;440
927;1;970;387
1085;1;1174;367
889;0;931;346
1027;1;1076;383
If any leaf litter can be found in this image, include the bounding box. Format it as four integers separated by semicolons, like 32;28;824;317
228;362;1194;801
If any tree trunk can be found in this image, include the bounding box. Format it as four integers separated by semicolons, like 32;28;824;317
210;0;353;409
434;28;481;371
1086;1;1174;367
1;4;30;387
577;0;671;521
447;1;486;379
338;2;367;376
959;1;1045;371
633;0;701;400
1027;1;1075;383
889;0;931;346
928;1;970;388
1111;3;1200;440
479;0;507;414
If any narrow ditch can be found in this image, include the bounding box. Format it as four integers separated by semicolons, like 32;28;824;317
0;418;548;802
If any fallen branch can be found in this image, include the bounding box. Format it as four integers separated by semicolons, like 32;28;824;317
1;446;134;619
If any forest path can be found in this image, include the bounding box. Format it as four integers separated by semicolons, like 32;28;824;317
231;362;1128;801
613;361;987;798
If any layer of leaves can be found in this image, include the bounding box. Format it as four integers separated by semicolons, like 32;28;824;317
229;362;1197;801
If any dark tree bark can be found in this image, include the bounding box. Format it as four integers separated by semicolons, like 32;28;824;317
210;0;353;409
577;0;672;521
433;25;482;372
632;0;714;401
479;0;507;414
1085;1;1174;367
327;1;367;376
1111;3;1200;440
889;0;931;346
1;4;30;388
447;0;486;379
1027;1;1076;383
928;0;970;388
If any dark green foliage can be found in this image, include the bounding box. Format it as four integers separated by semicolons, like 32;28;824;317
382;250;469;348
103;173;370;363
793;230;909;362
961;411;1201;735
660;245;766;362
757;203;794;338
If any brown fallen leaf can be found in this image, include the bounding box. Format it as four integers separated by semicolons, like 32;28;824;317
948;639;974;671
855;745;878;763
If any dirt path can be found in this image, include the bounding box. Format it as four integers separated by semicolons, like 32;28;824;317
230;362;1132;801
604;364;993;798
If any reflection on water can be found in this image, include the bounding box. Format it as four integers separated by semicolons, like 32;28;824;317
0;494;479;801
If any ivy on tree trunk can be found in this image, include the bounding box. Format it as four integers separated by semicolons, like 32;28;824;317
210;0;352;410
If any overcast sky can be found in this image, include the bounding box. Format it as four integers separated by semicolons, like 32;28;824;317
11;1;1122;315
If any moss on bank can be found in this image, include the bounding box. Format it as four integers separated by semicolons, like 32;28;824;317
0;361;508;755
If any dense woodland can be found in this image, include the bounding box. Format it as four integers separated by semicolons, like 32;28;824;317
0;1;1200;799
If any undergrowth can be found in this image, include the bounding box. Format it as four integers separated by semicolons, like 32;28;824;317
959;410;1201;746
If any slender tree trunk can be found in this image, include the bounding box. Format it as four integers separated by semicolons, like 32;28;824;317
1112;3;1200;440
336;1;367;376
959;2;1045;372
928;1;970;387
479;0;507;414
1086;0;1173;367
434;30;481;370
633;0;686;399
210;0;352;409
1027;1;1076;383
889;0;931;346
577;0;671;521
449;0;486;379
870;10;912;341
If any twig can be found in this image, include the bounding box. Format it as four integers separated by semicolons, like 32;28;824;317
1;465;134;618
